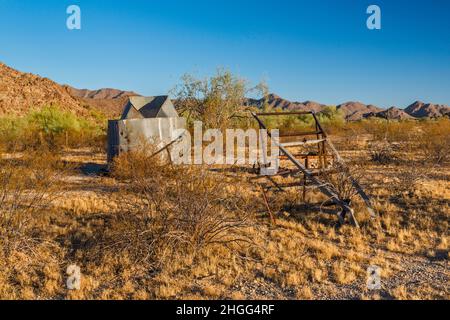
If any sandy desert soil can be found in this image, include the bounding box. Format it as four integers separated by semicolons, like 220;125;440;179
1;136;447;300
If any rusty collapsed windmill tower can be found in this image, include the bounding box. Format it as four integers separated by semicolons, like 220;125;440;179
251;111;376;227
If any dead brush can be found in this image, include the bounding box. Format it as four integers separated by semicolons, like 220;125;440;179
369;141;397;164
393;167;428;196
419;122;450;165
107;149;256;269
319;162;363;205
0;151;64;255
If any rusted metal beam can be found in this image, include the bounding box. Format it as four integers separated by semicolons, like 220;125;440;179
279;130;323;137
251;112;358;227
279;153;332;160
310;111;377;219
150;134;185;158
280;139;326;147
260;184;276;225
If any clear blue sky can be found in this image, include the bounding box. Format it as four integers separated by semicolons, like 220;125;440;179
1;0;449;107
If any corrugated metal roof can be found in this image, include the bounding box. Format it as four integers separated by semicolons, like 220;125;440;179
121;96;178;119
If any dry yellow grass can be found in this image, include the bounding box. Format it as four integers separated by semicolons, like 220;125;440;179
0;120;448;300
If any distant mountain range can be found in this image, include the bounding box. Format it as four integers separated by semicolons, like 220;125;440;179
65;86;139;116
246;93;450;120
66;87;138;100
0;62;449;120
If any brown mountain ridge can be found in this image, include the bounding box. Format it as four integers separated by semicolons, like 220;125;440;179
1;62;449;120
0;62;84;116
65;86;140;116
0;62;140;117
247;94;449;120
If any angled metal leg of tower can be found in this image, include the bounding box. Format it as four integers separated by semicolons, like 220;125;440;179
251;111;376;227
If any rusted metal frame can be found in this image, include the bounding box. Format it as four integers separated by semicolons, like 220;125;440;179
279;131;322;137
251;112;358;226
264;167;336;177
260;166;338;184
319;139;327;169
259;184;276;224
314;118;323;169
277;168;302;176
279;153;332;160
313;116;327;170
310;112;377;219
265;168;303;178
322;140;328;169
327;139;377;218
268;182;304;188
266;176;285;192
150;134;184;158
280;146;356;226
249;168;301;181
265;181;329;191
303;156;309;202
280;139;327;148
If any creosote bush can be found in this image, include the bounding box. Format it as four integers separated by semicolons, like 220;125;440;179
369;141;397;164
0;151;64;254
419;119;450;165
172;69;266;130
339;118;449;164
0;105;106;151
108;149;255;268
319;163;363;203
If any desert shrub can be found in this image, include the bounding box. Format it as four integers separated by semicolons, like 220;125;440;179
0;117;29;152
252;106;344;137
173;70;265;130
353;118;449;163
0;106;106;151
319;163;363;203
317;106;345;130
28;106;82;135
0;151;67;299
258;113;314;135
108;149;254;268
418;119;450;164
369;141;397;164
26;106;105;149
0;151;63;254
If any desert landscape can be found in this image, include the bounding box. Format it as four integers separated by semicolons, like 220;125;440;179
0;62;448;300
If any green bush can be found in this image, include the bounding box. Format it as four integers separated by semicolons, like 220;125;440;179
28;106;81;133
0;106;106;151
173;69;266;130
258;106;345;133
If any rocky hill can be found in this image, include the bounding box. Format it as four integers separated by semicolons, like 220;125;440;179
336;102;383;120
1;63;448;120
0;63;85;116
65;86;140;117
66;87;138;100
375;107;414;120
0;62;139;117
246;94;326;112
246;93;449;120
405;101;450;118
